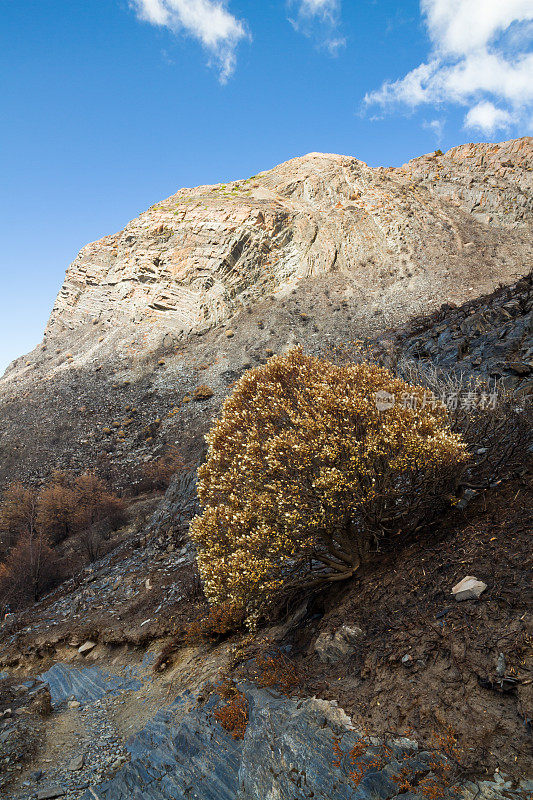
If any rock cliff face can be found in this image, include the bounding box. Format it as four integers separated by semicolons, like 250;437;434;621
0;138;531;485
43;137;531;358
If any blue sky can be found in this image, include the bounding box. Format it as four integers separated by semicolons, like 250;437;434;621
1;0;531;375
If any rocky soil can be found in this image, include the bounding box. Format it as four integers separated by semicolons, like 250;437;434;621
288;477;533;778
1;470;531;798
0;675;51;794
371;271;533;395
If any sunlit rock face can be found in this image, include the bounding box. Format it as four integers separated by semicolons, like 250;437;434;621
44;138;532;359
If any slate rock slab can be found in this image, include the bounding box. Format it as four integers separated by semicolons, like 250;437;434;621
80;685;432;800
38;664;142;708
37;788;66;799
81;683;533;800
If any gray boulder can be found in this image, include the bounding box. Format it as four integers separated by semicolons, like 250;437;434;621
81;684;532;800
314;624;364;663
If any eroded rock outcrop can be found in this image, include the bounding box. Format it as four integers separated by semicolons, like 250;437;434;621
84;685;532;800
0;139;531;486
40;139;531;360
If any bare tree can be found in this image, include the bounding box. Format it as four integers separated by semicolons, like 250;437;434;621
0;482;39;545
0;532;61;607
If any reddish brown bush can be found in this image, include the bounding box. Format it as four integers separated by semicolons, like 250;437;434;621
37;482;77;544
333;737;385;788
184;602;244;646
212;680;248;739
72;472;126;531
333;726;462;799
0;483;39;544
0;472;126;582
254;650;301;695
75;523;107;563
0;472;126;609
0;533;62;608
139;448;184;492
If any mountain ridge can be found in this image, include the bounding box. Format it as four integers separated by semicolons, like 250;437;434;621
33;137;532;365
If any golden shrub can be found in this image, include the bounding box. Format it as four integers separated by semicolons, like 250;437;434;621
193;384;214;401
190;348;467;616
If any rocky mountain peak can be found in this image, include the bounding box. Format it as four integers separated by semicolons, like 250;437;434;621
33;137;530;376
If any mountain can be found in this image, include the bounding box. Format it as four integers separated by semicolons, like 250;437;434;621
0;137;531;486
0;138;532;800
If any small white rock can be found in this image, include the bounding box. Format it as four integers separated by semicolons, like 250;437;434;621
452;576;487;601
68;753;84;771
78;640;97;655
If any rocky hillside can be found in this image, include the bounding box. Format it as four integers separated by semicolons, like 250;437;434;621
0;138;531;486
0;138;532;799
372;270;533;395
1;471;531;799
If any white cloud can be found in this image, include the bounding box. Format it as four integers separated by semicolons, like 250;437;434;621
289;0;345;53
365;0;533;135
131;0;248;82
464;101;513;134
423;117;445;142
421;0;533;54
297;0;339;19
